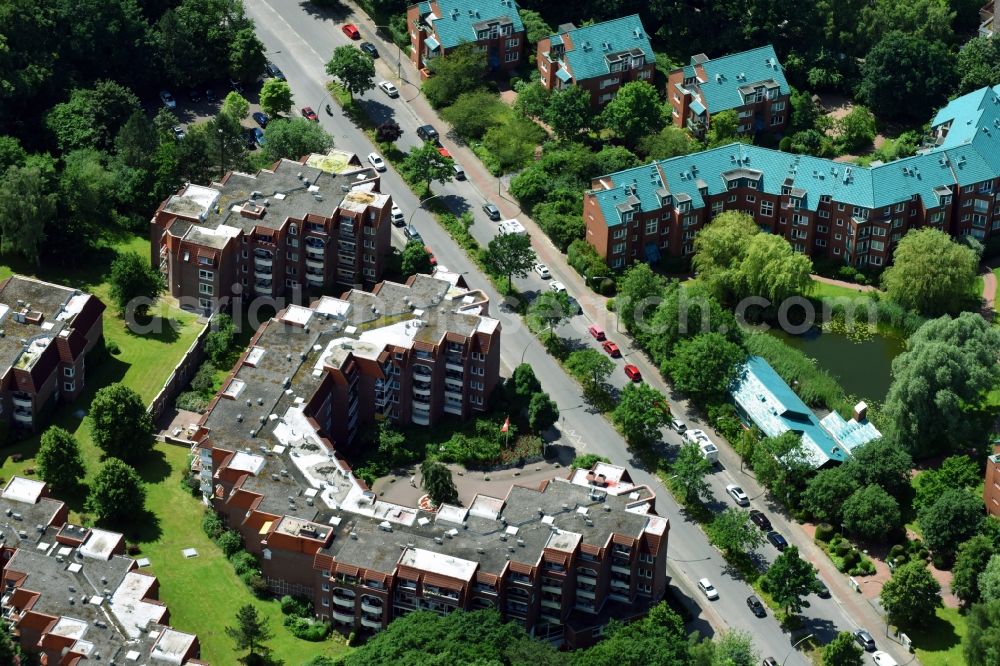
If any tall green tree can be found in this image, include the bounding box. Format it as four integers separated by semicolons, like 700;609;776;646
511;364;541;400
528;392;559;433
692;211;759;303
599;81;666;146
882;228;978;316
422;43;487;108
841;438;912;499
259;78;293;117
204;312;236;365
953;535;996;607
482;114;544;175
441;91;506;141
751;431;811;508
37;426;85;491
964;599;1000;666
401;240;433;276
637;126;697;160
482;232;536;291
576;603;691;666
822;631;865;666
881;561;942;628
672;441;714;504
612;383;671;448
802;467;859;525
980;554;1000;602
85;458;146;523
666;332;747;404
228;25;265;82
89;383;154;461
705;110;742;148
158;0;256;86
420;460;458;506
400;141;455;192
834;105;876;153
913;455;982;513
527;291;571;338
263;117;333;161
760;545;821;616
59;149;114;255
564;349;614;402
737;233;814;303
326;45;375;100
956;36;1000;95
841;484;902;542
616;262;669;333
918;488;985;563
518;8;553;45
544;86;594;140
45;80;141;151
225;603;273;662
109;252;166;317
0;164;57;265
221;91;249;121
857;31;956;122
707;509;766;555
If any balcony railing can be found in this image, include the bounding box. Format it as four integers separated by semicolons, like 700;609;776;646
254;270;272;280
445;361;464;373
306;274;323;285
254;256;273;267
360;600;383;614
331;609;355;623
332;595;355;608
306;258;324;270
361;616;382;629
577;574;597;586
11;394;32;409
611;564;631;575
610;578;629;590
576;588;596;599
412;384;431;398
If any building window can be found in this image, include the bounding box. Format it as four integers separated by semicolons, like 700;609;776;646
612;228;626;239
760;201;773;217
64;382;75;392
770;115;783;126
837;203;846;212
613;243;625;254
772;101;786;112
64;367;75;378
644;220;657;234
746;195;756;203
199;297;212;309
289;224;297;235
199;283;213;295
506;38;519;48
199;269;213;281
504;51;519;63
182;251;190;262
241;250;248;258
287;252;298;261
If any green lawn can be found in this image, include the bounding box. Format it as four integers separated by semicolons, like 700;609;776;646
911;606;966;666
809;278;880;301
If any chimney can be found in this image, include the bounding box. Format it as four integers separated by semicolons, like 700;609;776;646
853;401;868;422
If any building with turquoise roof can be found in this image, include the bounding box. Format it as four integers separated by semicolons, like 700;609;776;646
585;83;1000;270
407;0;525;72
536;15;656;109
730;356;881;468
668;45;790;137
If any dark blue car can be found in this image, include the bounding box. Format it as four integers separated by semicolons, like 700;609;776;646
253;128;265;147
252;111;269;128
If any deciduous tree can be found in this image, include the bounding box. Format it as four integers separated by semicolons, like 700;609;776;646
564;349;614;402
881;561;942;628
637;126;697;160
511;364;541;400
882;229;978;316
401;240;433;276
259;78;293;117
400;141;455;192
956;36;1000;95
693;212;758;303
802;467;859;525
263;117;333;161
221;91;249;121
599;81;666;146
420;460;458;506
108;252;165;317
822;631;864;666
528;392;559;433
422;43;487;108
518;8;553;44
761;545;821;616
964;599;1000;666
612;383;671;448
751;432;811;508
441;91;505;141
707;508;766;555
953;535;995;606
841;484;902;542
544;86;593;140
672;441;714;504
228;26;265;83
527;291;571;337
919;489;985;563
85;458;146;524
833;105;876;154
616;262;669;333
666;333;747;404
857;31;956;122
0;164;57;265
483;232;536;292
89;383;154;461
913;454;982;513
326;46;376;100
45;80;141;151
37;426;85;491
841;438;912;499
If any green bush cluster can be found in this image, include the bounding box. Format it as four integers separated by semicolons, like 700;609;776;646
815;523;835;542
745;333;849;413
284;615;331;641
819;533;877;576
201;512;268;598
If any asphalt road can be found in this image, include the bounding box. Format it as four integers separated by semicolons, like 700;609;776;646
242;1;913;663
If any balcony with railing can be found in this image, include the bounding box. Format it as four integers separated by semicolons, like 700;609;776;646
412;411;430;425
254;270;272;280
360;596;384;614
12;408;32;423
444;374;463;389
306;274;323;285
11;392;32;409
361;615;382;629
412;398;431;413
610;576;629;590
306;257;324;270
412;380;432;397
332;589;356;608
331;609;355;623
445;359;464;373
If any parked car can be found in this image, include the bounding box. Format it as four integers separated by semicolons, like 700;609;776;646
360;41;379;58
854;630;876;652
749;509;772;531
534;263;550;279
301;106;318;121
549;281;566;294
482;202;501;220
452;162;465;179
265;60;286;80
252;111;269;128
685;429;719;463
188;88;201;102
437;146;451;158
815;580;831;598
368;152;386;171
602;340;621;358
173;126;186;141
697;578;718;600
767;531;789;551
377;80;399;98
726;484;750;506
671;419;687;434
746;595;766;618
498;219;526;235
871;651;897;666
342;23;361;39
252;127;266;147
587;324;605;341
416;124;439;142
404;224;422;242
424;246;437;265
763;659;778;666
624;364;641;382
390;205;405;226
159;90;177;109
205;88;216;102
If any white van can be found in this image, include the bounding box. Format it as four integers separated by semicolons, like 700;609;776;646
685;429;719;464
498;219;526;235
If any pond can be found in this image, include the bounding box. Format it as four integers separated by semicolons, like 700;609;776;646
765;325;905;401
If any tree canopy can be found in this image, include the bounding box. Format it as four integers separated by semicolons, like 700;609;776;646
822;631;865;666
259;78;294;117
400;141;455;191
964;599;1000;666
802;467;859;525
326;46;376;100
841;438;912;499
108;252;166;317
882;229;979;316
225;603;273;661
672;441;714;504
37;426;85;491
707;508;766;555
666;332;747;404
952;535;996;607
760;545;820;615
612;383;671;449
880;561;942;628
598;81;666;146
89;382;154;461
422;43;488;109
841;484;902;542
401;240;434;277
856;31;955;122
420;460;458;506
918;488;985;563
85;458;146;524
483;232;536;291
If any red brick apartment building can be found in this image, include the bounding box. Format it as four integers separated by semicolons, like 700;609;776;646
0;476;203;664
586;84;1000;269
667;45;790;137
536;15;656;109
191;271;670;645
407;0;525;74
0;275;104;434
150;151;392;315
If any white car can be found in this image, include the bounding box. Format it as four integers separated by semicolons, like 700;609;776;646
159;90;177;109
871;651;898;666
377;81;399;98
549;281;566;294
726;484;750;506
534;263;551;279
368;152;386;171
698;578;719;600
390;205;405;226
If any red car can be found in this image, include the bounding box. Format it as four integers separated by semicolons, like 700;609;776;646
602;340;621;358
624;364;642;382
437;146;451;158
301;106;318;122
425;246;437;265
342;23;361;39
587;324;605;341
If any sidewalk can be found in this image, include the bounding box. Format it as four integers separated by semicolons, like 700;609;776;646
810;274;878;292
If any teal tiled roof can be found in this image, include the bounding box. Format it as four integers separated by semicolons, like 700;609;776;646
694;45;789;114
590;85;1000;228
549;15;654;83
426;0;524;50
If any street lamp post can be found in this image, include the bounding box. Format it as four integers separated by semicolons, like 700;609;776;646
408;193;443;228
781;634;814;666
218;128;225;180
372;25;404;80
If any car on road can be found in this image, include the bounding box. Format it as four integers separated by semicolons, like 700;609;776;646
685;429;719;463
159;90;177;109
368;152;386;171
697;578;718;600
534;263;550;279
624;364;641;382
265;60;286;80
482;202;501;220
390;205;405;226
301;106;318;121
871;651;897;666
549;281;566;294
566;296;582;315
749;509;772;531
746;595;766;617
360;42;379;58
252;128;266;147
815;580;831;598
726;484;750;506
252;111;269;128
437;146;451;158
671;419;687;434
173;126;185;141
416;124;440;142
587;324;605;340
767;530;788;551
342;23;361;39
205;88;216;102
452;162;465;179
762;659;778;666
602;340;621;357
188;88;201;103
424;246;437;265
404;224;422;242
854;630;876;652
378;80;399;98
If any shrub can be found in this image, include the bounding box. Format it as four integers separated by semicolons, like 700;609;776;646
126;543;141;555
175;391;208;413
280;594;312;617
230;551;258;577
841;550;860;569
217;530;242;557
181;474;200;497
571;453;611;470
202;511;224;540
834;541;851;557
284;616;332;641
190;362;216;394
889;544;906;558
106;340;121;355
347;631;358;646
247;573;269;598
815;523;835;543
